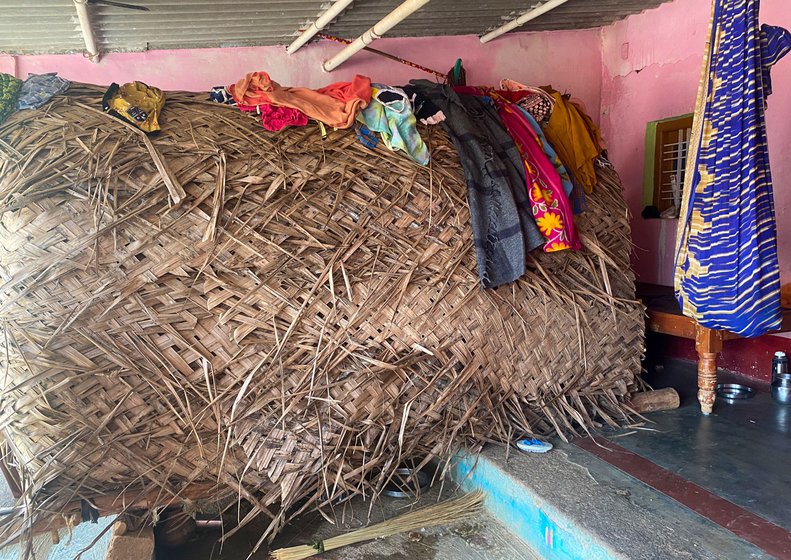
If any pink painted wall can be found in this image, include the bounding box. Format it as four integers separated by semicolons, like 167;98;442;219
0;31;603;117
600;0;791;287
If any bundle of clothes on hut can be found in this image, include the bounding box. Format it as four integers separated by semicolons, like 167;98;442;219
0;69;607;289
210;71;607;288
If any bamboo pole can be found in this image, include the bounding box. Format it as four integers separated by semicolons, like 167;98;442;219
287;0;356;54
480;0;571;43
322;0;430;72
73;0;101;62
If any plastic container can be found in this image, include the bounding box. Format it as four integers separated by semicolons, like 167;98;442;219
771;351;791;405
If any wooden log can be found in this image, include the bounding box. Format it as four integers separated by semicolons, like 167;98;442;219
629;387;680;413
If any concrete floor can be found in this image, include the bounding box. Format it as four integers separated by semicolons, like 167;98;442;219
158;488;539;560
620;358;791;531
0;517;114;560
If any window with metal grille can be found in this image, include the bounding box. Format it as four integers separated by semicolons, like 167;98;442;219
642;114;694;218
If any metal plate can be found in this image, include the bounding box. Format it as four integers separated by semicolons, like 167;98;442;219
383;467;430;498
716;383;755;401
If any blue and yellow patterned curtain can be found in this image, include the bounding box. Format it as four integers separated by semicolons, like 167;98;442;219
674;0;790;337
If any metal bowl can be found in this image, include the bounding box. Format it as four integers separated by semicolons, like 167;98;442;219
716;383;755;402
383;467;430;498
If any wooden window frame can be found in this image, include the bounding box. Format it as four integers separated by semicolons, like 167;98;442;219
643;114;693;218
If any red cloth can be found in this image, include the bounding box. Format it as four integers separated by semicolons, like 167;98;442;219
260;104;308;131
229;71;371;129
237;102;308;131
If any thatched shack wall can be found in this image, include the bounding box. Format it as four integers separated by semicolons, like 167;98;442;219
0;85;643;540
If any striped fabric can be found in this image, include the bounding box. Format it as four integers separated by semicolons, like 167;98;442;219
674;0;789;337
760;24;791;106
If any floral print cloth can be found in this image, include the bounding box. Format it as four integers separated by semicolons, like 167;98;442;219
506;103;578;252
499;79;555;124
0;73;22;124
525;160;571;252
455;86;580;253
518;106;574;198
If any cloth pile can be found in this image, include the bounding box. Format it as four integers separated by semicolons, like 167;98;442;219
228;72;370;130
205;72;603;289
405;80;600;286
17;73;70;110
0;72;71;124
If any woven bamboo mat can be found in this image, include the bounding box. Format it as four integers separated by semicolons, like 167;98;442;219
0;84;644;550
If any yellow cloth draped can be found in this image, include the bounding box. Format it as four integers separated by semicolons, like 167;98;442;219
541;91;602;194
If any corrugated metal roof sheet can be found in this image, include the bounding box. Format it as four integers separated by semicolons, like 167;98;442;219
0;0;669;55
4;2;86;53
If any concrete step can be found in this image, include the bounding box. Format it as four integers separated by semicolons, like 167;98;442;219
453;442;770;560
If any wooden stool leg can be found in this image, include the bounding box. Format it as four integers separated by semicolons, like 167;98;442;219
697;351;718;414
695;326;723;415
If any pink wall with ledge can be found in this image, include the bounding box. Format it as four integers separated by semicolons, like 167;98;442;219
0;31;603;118
600;0;791;287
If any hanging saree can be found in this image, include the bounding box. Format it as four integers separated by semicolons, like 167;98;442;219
518;107;575;198
674;0;790;338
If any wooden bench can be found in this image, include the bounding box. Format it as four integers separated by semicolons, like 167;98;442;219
639;282;791;414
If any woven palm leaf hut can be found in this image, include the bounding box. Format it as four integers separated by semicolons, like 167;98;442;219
0;84;643;546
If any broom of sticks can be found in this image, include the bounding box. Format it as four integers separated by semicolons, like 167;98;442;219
270;490;485;560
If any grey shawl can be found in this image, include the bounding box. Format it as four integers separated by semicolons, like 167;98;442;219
409;80;543;288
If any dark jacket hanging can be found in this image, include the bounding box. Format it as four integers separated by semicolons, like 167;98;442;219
408;80;543;288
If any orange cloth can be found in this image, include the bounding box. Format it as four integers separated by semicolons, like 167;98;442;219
229;72;371;129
